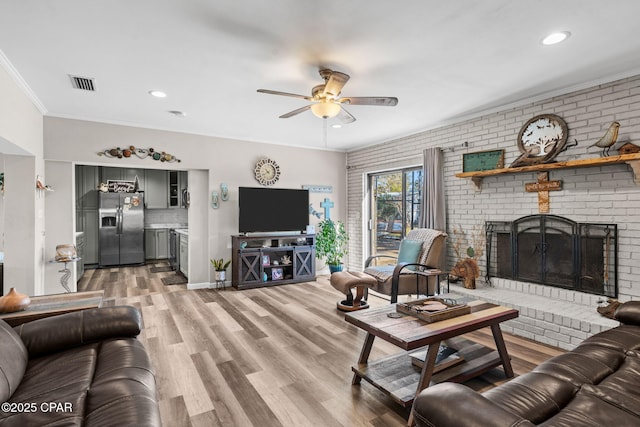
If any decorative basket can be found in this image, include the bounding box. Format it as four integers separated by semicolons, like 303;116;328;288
55;244;78;262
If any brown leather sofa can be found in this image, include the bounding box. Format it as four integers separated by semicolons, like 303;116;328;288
412;300;640;427
0;306;160;426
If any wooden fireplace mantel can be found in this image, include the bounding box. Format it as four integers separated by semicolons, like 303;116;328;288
456;152;640;190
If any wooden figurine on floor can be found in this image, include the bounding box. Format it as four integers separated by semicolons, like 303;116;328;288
451;258;480;289
449;224;484;289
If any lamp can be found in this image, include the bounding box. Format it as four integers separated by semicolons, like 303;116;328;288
310;101;341;119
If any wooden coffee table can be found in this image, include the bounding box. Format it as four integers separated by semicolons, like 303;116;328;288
0;290;104;326
345;298;518;425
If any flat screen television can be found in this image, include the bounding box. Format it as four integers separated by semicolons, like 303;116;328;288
239;187;309;234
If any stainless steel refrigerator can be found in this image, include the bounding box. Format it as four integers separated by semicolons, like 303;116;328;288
99;192;145;266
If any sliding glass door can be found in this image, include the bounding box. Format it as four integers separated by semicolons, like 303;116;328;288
369;167;423;258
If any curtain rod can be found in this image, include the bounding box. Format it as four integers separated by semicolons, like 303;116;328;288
346;141;471;170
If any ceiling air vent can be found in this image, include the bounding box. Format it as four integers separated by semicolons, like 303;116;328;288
69;75;96;91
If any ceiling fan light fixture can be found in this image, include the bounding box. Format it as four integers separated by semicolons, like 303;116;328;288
310;101;341;119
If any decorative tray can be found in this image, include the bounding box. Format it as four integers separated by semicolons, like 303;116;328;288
397;297;470;323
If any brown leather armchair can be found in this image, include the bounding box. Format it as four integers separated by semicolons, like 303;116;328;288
364;228;447;303
0;306;160;426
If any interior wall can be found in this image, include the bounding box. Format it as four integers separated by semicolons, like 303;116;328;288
187;169;208;287
43;117;347;285
44;161;75;294
347;74;640;301
0;58;45;296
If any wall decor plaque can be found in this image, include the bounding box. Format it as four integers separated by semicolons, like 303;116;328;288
462;149;505;172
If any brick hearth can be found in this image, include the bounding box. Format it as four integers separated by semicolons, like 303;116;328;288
448;278;618;351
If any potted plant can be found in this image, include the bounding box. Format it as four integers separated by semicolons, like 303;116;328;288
210;258;231;282
315;219;349;273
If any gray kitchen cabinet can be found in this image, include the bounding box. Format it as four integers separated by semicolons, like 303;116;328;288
179;233;188;278
179;171;188;207
76;165;99;210
101;167;144;191
75;165;100;266
145;169;168;209
82;210;99;264
145;230;156;259
168;171;188;208
122;168;145;191
75;232;85;282
100;166;123;182
145;228;169;260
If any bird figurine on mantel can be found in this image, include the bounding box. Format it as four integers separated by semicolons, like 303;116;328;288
588;121;620;156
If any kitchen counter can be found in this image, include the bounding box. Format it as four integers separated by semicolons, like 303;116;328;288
144;223;187;230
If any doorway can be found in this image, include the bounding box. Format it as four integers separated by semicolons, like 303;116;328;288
368;167;423;258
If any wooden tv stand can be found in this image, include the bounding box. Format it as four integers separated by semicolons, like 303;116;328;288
231;233;316;289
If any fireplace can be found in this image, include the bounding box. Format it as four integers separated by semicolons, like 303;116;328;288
486;215;617;298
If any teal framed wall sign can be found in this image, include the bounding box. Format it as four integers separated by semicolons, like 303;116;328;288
462;149;505;172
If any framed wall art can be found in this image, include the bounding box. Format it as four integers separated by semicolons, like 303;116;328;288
462;149;505;172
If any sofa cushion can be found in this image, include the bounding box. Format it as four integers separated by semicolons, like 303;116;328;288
0;320;28;402
539;388;640;426
577;324;640;353
85;339;159;426
15;305;142;357
584;350;640;417
532;344;624;387
483;372;578;423
0;338;159;427
614;301;640;325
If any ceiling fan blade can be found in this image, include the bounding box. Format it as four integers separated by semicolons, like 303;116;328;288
337;107;356;124
338;96;398;106
257;89;313;101
323;71;350;97
279;105;311;118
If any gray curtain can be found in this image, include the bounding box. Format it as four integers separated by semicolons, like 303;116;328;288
419;147;446;231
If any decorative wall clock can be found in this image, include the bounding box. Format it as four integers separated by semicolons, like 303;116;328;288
254;158;280;186
510;114;569;167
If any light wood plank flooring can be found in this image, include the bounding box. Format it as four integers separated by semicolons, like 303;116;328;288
79;263;565;427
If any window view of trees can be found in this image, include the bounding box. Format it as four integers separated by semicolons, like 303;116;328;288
370;168;423;257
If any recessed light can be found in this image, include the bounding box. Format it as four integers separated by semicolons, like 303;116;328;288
168;110;186;117
331;124;342;129
541;31;571;46
149;90;167;98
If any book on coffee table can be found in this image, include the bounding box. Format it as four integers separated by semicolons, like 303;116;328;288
409;345;464;373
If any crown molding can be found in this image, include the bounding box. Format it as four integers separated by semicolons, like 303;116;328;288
0;49;47;115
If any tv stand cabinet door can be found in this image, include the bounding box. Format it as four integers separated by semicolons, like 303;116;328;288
294;246;315;281
238;251;262;284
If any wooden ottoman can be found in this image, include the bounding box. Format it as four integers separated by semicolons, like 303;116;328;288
329;271;377;311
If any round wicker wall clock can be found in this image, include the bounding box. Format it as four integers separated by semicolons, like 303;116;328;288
254;158;280;186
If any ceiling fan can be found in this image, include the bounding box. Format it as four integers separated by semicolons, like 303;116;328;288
257;68;398;124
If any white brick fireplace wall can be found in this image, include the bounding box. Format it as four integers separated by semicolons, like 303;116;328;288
346;75;640;347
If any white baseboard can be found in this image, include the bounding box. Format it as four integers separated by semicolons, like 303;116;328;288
186;281;230;290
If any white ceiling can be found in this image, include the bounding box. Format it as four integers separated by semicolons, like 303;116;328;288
2;0;640;151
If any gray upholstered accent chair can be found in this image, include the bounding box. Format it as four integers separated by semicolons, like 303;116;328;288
364;228;447;303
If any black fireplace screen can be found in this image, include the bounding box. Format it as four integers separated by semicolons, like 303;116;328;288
486;215;617;298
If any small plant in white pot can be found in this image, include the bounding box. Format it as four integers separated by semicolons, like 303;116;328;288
210;258;231;282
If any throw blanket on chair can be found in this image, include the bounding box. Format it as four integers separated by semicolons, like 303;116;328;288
364;229;445;283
